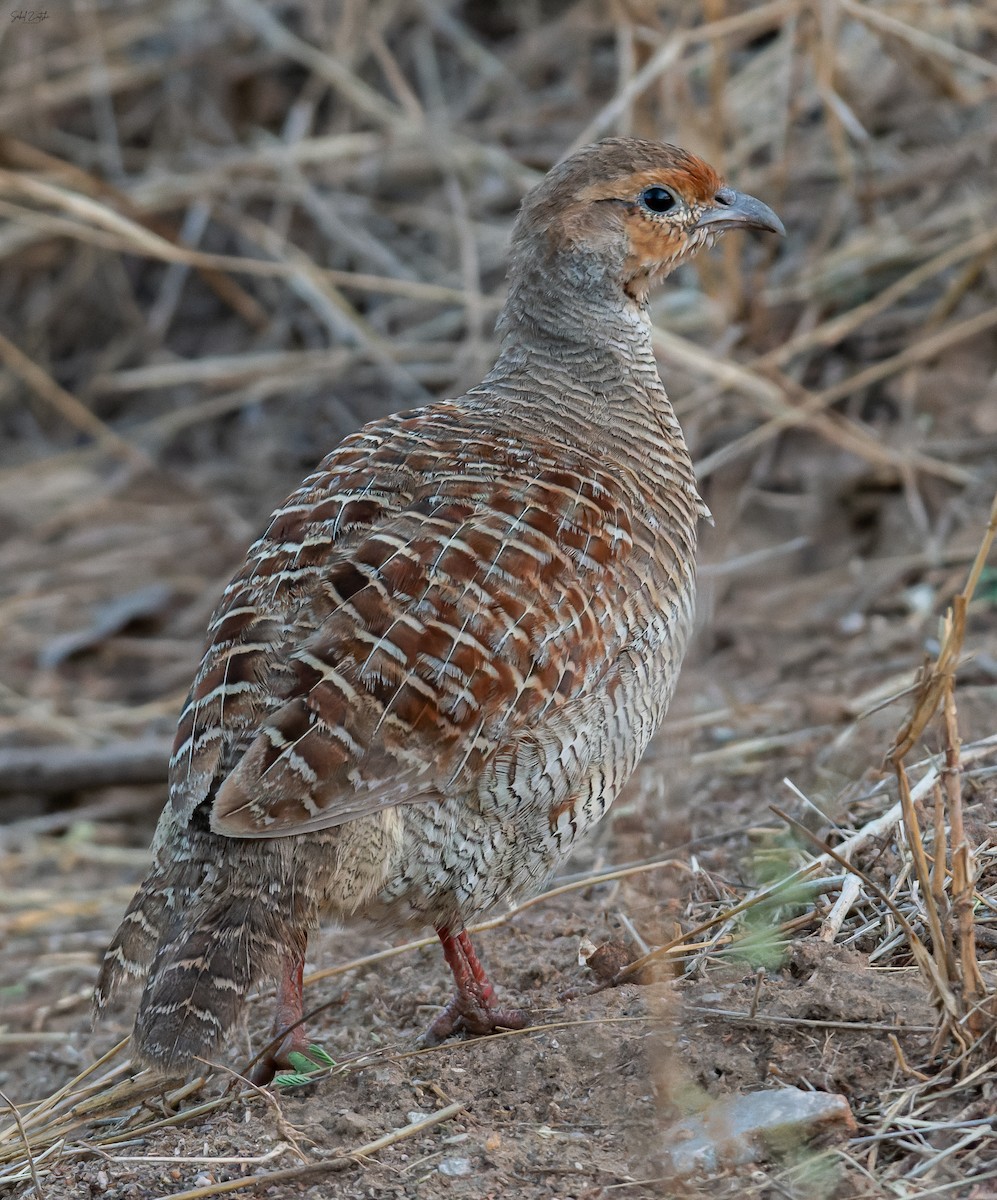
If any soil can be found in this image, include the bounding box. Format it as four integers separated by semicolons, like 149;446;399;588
0;835;954;1200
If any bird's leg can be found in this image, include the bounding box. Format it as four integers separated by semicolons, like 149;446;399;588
247;950;311;1085
422;927;529;1045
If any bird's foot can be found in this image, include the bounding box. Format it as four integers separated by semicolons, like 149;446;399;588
249;1026;337;1087
421;991;529;1046
245;949;336;1086
246;1023;313;1086
421;926;529;1046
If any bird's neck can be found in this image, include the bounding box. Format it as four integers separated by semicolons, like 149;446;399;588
496;261;661;381
489;257;673;427
478;264;704;521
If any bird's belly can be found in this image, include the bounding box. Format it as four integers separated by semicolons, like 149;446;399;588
345;601;692;932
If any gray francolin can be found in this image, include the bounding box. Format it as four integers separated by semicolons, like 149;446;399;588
95;138;783;1082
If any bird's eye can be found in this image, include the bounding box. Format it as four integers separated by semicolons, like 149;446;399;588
639;186;676;214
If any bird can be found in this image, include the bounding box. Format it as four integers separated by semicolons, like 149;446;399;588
94;137;784;1083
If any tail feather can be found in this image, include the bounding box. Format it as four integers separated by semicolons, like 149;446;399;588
95;828;318;1076
93;870;174;1013
131;898;303;1074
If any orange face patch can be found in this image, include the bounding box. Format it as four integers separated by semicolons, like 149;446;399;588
621;215;689;276
576;163;724;297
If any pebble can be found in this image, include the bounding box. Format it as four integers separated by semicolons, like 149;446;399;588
438;1157;472;1177
660;1086;856;1176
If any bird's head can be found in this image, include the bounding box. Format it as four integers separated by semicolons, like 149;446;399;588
508;138;784;308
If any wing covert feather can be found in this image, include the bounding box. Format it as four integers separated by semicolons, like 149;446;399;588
168;407;637;837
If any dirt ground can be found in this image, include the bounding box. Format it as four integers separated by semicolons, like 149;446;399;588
2;1;997;1197
5;699;997;1200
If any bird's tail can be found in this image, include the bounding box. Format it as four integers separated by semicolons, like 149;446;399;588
130;895;305;1075
93;865;182;1015
95;841;309;1076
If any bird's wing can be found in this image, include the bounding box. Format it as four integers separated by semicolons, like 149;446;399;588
168;403;638;838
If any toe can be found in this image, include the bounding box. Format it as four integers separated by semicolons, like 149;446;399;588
421;993;530;1044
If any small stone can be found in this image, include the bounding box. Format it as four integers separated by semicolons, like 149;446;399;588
438;1157;472;1177
330;1109;372;1137
904;583;935;617
659;1086;856;1176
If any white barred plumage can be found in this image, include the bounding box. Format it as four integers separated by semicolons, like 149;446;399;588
94;137;783;1081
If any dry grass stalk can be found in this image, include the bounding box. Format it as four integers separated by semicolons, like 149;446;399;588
0;1088;45;1199
943;668;988;1028
0;330;147;468
887;489;997;1050
146;1101;467;1200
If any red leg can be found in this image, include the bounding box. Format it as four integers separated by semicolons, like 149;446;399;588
247;950;311;1085
423;928;529;1045
455;931;496;995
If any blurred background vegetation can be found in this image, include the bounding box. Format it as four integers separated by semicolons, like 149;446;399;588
0;0;994;766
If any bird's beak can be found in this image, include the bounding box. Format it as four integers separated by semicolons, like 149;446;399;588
695;187;785;237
